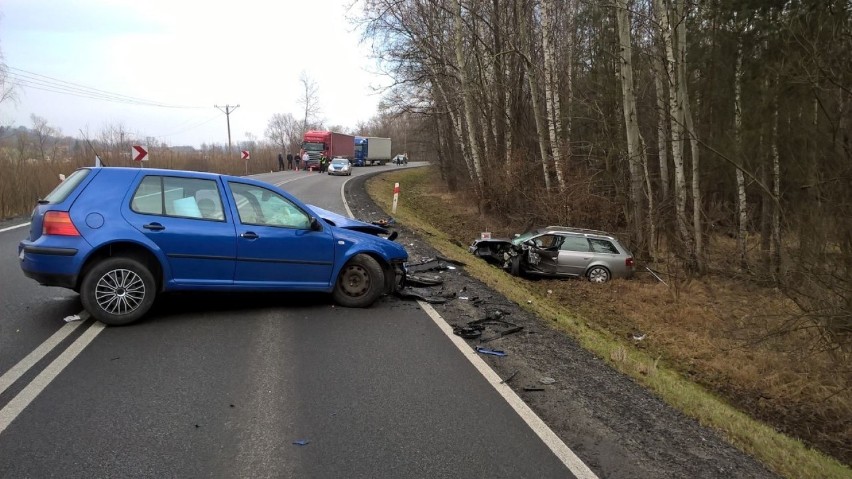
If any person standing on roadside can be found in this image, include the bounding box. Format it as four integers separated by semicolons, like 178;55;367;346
287;152;294;170
277;152;285;171
302;151;310;171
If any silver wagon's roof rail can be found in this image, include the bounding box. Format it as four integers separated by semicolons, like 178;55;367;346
544;226;612;236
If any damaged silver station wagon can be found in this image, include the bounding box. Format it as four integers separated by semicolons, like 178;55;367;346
469;226;635;283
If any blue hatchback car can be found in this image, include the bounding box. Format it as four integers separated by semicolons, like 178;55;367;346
18;167;408;325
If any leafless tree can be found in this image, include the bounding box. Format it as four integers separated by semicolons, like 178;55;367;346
615;0;648;252
265;113;301;155
30;114;58;161
98;122;132;165
298;72;321;134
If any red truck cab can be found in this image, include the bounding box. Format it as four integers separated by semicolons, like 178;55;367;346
301;130;355;171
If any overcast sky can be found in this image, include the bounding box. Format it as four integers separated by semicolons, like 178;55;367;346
0;0;388;147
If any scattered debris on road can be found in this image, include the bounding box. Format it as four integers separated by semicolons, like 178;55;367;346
396;288;448;304
453;325;483;339
371;218;395;228
292;440;310;446
475;346;507;357
405;274;444;286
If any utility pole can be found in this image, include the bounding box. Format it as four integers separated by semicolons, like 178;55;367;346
214;104;240;156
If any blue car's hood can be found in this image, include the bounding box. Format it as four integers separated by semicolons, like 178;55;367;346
306;204;391;237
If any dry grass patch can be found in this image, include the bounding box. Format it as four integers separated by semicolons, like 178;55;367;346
367;166;851;479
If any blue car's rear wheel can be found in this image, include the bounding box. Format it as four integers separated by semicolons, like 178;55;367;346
332;254;384;307
80;257;156;326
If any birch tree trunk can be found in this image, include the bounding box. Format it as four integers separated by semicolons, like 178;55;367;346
436;80;477;186
770;87;782;279
503;54;514;169
541;0;566;192
519;0;552;190
492;0;507;165
734;30;748;270
677;3;703;272
616;0;647;250
653;42;670;199
454;0;485;196
655;0;692;263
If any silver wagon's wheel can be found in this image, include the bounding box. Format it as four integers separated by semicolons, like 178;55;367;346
587;266;611;284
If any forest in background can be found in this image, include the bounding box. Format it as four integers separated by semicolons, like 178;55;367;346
355;0;850;465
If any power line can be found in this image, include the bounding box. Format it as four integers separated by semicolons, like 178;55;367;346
151;113;221;139
6;66;206;109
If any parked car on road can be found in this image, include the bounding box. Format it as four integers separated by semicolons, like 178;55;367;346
469;226;634;283
393;154;408;165
18;167;407;325
328;158;352;176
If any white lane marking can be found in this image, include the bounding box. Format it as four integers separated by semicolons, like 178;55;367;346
419;301;599;479
0;320;106;436
341;177;354;219
0;222;30;234
0;312;90;395
274;175;307;187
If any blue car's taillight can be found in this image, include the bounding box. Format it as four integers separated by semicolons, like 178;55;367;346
43;211;81;236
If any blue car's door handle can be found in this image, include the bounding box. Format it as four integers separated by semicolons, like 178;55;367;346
240;232;259;239
143;223;165;231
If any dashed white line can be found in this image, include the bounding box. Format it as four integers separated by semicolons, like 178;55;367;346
0;312;90;396
0;321;106;435
418;302;599;479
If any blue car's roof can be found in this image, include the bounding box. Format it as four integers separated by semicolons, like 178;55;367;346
85;167;389;236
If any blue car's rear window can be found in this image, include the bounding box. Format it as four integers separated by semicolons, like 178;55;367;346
42;169;91;204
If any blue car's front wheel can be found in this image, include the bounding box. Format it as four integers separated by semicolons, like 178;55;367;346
332;254;385;308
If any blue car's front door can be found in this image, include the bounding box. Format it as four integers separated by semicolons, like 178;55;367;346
227;181;335;288
125;174;236;286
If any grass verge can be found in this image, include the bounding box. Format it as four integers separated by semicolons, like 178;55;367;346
366;167;850;479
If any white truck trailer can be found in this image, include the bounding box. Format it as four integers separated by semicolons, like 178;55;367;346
365;137;392;165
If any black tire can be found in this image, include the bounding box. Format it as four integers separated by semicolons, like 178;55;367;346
587;265;611;284
80;257;156;326
332;254;385;307
509;255;522;276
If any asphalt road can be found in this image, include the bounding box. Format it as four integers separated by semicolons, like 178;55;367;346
0;164;584;478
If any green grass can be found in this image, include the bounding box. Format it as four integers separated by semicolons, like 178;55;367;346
366;168;851;479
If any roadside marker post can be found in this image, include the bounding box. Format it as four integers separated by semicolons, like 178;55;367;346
241;150;250;175
392;182;400;214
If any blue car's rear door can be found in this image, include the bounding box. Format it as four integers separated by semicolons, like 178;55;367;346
226;181;335;289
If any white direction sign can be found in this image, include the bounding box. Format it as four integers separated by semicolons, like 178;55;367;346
132;145;148;162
